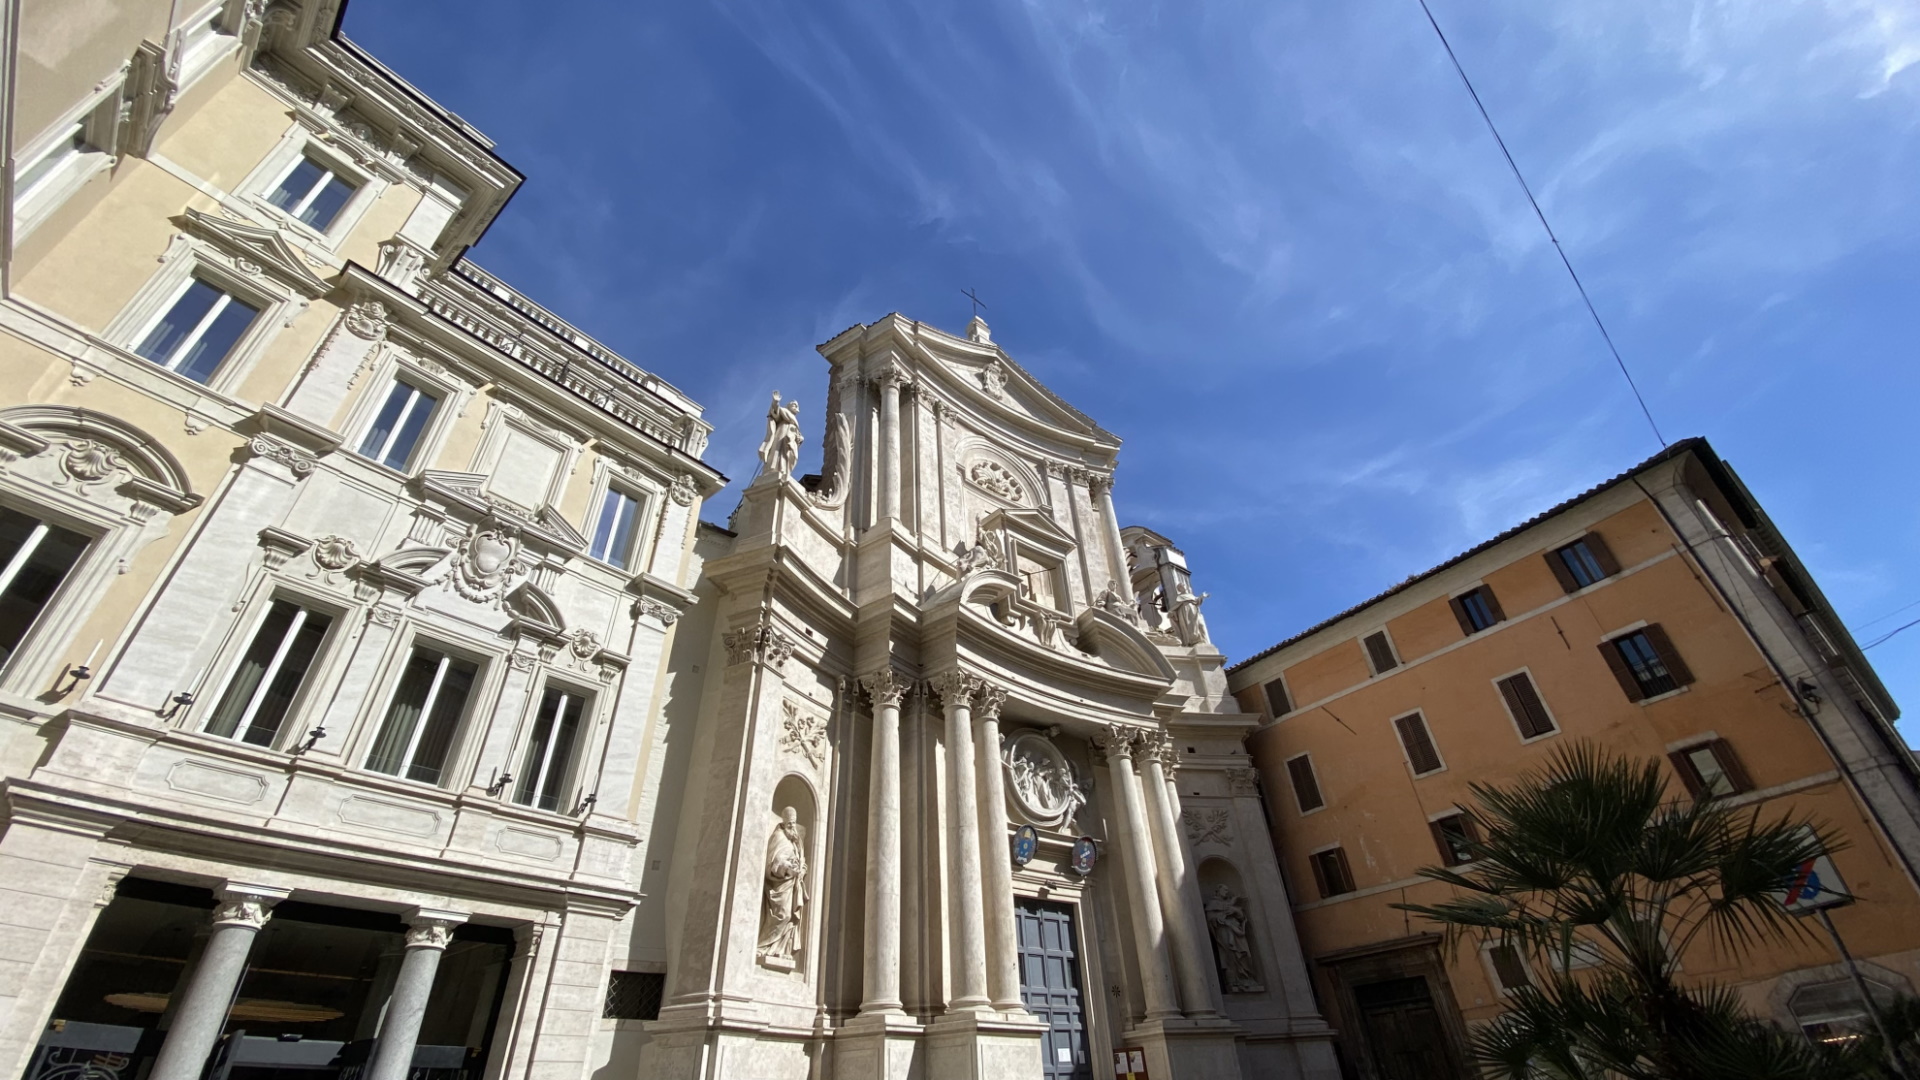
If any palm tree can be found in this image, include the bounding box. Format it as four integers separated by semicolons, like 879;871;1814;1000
1394;742;1882;1079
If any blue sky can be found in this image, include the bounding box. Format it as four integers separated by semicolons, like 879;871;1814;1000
344;0;1920;732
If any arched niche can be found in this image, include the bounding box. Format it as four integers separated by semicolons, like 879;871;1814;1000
1198;857;1266;995
757;774;819;975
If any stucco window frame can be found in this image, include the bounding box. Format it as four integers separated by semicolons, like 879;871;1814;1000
102;241;297;397
1491;666;1562;745
236;123;387;249
173;0;244;93
580;458;663;576
1284;751;1325;817
469;401;581;515
0;484;120;697
10;86;118;243
348;622;503;793
1597;620;1693;706
184;575;355;752
1361;627;1400;676
1390;709;1447;778
340;349;464;478
503;669;604;816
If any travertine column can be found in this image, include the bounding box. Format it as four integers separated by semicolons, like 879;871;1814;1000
1091;474;1129;593
877;365;905;521
366;909;468;1080
149;885;288;1080
859;669;909;1016
935;671;991;1011
972;683;1024;1013
1094;725;1179;1020
1139;734;1223;1018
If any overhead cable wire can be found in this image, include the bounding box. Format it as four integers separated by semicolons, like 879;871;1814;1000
1414;0;1667;449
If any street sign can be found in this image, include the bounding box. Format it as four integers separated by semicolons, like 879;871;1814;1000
1777;850;1849;915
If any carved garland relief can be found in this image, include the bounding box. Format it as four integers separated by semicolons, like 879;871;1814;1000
964;459;1025;504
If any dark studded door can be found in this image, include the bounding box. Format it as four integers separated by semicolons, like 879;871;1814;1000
1353;976;1464;1080
1016;898;1091;1080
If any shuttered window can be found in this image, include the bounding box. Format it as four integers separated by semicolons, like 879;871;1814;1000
1393;712;1444;775
1309;847;1355;899
1262;676;1292;718
1363;631;1398;675
1285;753;1324;814
1488;944;1531;992
1430;812;1480;867
1669;738;1753;799
1601;625;1694;701
1547;533;1621;592
1449;586;1505;634
1497;672;1557;739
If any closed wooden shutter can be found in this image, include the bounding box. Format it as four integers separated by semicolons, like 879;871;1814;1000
1481;586;1506;622
1641;623;1694;687
1263;677;1292;717
1286;754;1324;813
1449;596;1476;636
1489;945;1531;991
1585;532;1621;576
1599;639;1646;701
1545;548;1580;593
1667;750;1705;798
1498;673;1555;738
1364;631;1398;674
1394;713;1444;774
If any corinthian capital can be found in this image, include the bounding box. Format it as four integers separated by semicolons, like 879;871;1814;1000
211;885;287;929
1088;472;1115;499
1092;723;1141;759
860;667;912;709
930;670;984;708
1139;730;1180;774
973;683;1008;722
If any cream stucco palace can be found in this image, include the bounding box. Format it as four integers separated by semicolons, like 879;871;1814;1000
0;2;1335;1079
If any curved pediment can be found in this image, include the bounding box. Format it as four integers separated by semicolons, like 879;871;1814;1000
0;405;201;512
1074;608;1177;681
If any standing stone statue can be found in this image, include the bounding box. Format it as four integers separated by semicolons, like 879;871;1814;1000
757;806;809;967
755;392;804;486
1204;884;1261;993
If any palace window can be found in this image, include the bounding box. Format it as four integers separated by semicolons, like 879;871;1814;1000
203;600;333;747
356;379;439;472
1392;711;1444;775
1262;675;1292;718
1309;847;1355;899
1792;979;1900;1047
1429;812;1479;867
1285;753;1324;814
589;486;643;570
1017;550;1063;610
1669;738;1752;799
266;155;359;231
365;647;479;784
0;508;91;670
514;685;589;812
133;278;260;384
1549;534;1619;591
1602;626;1693;701
1496;671;1557;740
1362;630;1398;675
1450;586;1504;634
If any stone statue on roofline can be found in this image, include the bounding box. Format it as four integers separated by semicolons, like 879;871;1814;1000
755;392;803;486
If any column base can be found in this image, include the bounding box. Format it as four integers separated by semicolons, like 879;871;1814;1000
837;1012;924;1080
925;1011;1047;1080
1120;1017;1245;1080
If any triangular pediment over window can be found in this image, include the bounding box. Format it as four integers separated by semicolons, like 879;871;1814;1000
180;209;334;296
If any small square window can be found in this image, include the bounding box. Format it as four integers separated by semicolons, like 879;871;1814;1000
133;278;260;384
1548;533;1620;593
1362;631;1398;675
604;970;664;1020
267;155;359;230
1309;847;1355;898
589;487;643;570
1603;626;1694;702
1450;586;1504;634
203;599;333;747
357;379;439;472
1669;738;1752;800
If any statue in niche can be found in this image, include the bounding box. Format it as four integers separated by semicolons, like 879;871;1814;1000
757;806;809;968
755;392;804;486
1204;884;1262;993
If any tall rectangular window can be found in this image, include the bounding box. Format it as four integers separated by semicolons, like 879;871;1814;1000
1547;533;1620;592
1262;676;1292;718
266;155;357;230
203;600;332;747
589;487;642;569
1309;847;1355;899
1488;944;1531;992
1450;586;1504;634
1496;672;1557;739
1285;753;1324;814
357;379;438;471
0;508;90;668
514;685;588;812
366;647;478;784
1393;712;1444;775
134;278;259;384
1669;739;1752;800
1602;626;1693;702
1362;630;1398;675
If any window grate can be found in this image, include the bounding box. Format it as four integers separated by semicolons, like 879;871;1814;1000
604;970;665;1020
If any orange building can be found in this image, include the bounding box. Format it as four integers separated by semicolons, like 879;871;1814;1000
1229;438;1920;1079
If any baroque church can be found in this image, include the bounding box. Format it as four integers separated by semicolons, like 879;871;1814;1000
0;3;1336;1079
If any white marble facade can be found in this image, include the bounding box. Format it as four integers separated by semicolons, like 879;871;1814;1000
635;315;1339;1079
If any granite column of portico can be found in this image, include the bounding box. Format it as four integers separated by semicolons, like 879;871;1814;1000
857;669;909;1016
148;885;290;1080
365;909;468;1080
876;364;905;522
1095;726;1180;1021
970;682;1025;1014
934;672;992;1011
1138;735;1224;1018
